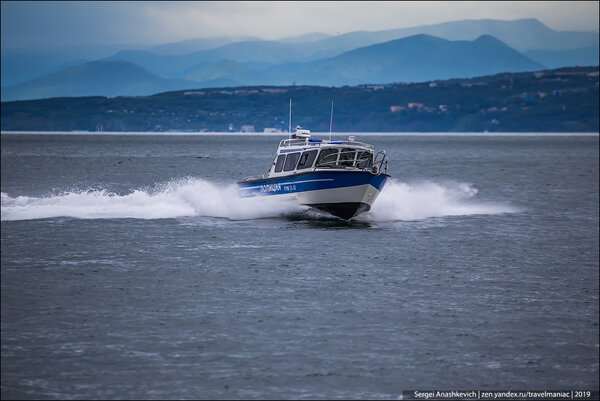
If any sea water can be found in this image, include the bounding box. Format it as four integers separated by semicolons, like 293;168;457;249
1;133;598;399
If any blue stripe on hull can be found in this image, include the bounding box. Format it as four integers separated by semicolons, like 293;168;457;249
238;171;389;198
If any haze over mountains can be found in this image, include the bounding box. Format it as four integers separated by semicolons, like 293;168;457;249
1;18;598;101
0;61;200;101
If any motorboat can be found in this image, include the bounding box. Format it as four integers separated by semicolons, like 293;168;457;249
237;126;390;219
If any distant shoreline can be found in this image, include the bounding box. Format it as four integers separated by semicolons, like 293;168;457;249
2;131;598;137
3;68;597;133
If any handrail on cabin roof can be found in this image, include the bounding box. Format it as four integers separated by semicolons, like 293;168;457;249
279;138;374;149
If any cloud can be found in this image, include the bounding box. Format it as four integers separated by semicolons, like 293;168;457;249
1;2;151;47
142;1;600;42
2;1;598;49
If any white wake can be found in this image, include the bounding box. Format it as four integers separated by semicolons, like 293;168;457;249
1;177;517;222
364;179;518;221
0;178;305;221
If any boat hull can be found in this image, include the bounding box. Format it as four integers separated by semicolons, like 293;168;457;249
238;171;389;219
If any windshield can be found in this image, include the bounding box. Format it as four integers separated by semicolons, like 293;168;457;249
316;148;339;167
356;151;373;169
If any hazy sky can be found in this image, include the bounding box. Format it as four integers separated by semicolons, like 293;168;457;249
2;1;599;48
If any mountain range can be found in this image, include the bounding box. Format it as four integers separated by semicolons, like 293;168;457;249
296;34;545;86
0;61;204;101
1;18;598;101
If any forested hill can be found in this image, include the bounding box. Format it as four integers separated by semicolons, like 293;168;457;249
1;66;598;133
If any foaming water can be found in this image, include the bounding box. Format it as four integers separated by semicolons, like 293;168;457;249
1;177;517;222
363;179;519;222
0;178;306;221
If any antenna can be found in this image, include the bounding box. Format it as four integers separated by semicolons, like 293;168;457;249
329;101;334;141
289;98;292;138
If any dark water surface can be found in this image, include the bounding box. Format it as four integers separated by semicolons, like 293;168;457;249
1;133;598;399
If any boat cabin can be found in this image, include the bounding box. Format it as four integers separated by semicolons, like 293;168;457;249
267;127;382;178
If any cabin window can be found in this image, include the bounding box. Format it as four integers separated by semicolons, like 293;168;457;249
297;150;318;170
316;148;339;167
274;154;286;172
283;152;301;172
340;148;357;167
356;151;373;169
